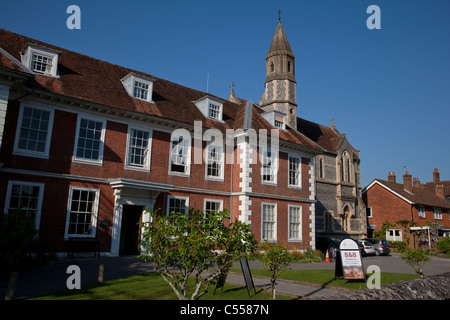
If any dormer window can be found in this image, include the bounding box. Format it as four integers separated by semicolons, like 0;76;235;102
21;43;61;77
208;102;221;120
121;73;155;102
274;116;284;128
31;53;53;74
193;96;224;121
134;80;149;100
262;110;286;130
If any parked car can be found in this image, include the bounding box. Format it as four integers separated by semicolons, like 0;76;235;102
356;240;365;254
364;238;391;256
360;240;376;256
316;237;340;260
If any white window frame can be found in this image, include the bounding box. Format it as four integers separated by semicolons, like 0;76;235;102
125;126;152;171
166;195;189;216
121;73;154;102
204;199;223;214
288;154;302;188
208;103;222;121
418;206;426;219
261;147;277;185
288;205;302;242
169;129;191;176
72;115;106;165
433;208;442;220
13;102;54;159
31;52;54;75
366;207;373;218
205;142;224;180
386;229;402;242
133;79;150;101
261;203;277;242
64;186;100;238
4;180;45;231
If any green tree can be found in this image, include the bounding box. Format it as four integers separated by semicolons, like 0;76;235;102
259;242;294;300
0;211;39;275
139;208;257;300
400;248;431;277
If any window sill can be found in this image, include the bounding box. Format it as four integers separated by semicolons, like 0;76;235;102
72;158;104;166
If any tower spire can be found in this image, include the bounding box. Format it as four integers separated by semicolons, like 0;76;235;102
260;18;297;129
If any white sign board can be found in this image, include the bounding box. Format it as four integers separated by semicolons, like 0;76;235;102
339;239;365;280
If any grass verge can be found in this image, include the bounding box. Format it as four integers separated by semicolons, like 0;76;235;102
30;272;292;300
30;269;419;300
239;268;420;290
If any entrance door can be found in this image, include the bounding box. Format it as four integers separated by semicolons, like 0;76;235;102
120;205;144;255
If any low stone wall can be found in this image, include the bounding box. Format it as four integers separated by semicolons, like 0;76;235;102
317;272;450;300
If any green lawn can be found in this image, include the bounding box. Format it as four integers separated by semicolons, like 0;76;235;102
31;272;292;300
31;269;419;300
240;269;420;290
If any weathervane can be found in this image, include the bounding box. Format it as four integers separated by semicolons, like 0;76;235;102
278;9;282;22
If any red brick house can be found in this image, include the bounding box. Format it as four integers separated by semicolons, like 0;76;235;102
362;171;450;247
0;26;330;256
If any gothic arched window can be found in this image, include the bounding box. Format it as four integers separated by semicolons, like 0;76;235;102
341;151;352;183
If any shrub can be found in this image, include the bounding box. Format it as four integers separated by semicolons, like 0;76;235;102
436;237;450;253
139;208;257;300
0;212;39;275
388;241;408;253
400;248;431;277
259;242;294;300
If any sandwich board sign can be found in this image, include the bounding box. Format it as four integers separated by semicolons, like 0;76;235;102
337;238;365;280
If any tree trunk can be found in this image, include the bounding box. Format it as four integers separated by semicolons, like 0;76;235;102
270;277;276;300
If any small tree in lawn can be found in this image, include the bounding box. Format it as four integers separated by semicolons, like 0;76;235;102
259;242;294;300
400;248;431;277
139;208;257;300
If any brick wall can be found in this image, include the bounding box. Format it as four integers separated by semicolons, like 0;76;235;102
364;183;413;231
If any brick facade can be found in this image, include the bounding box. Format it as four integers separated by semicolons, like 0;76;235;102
0;27;330;256
363;171;450;246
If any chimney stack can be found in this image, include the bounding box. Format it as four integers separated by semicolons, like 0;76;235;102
413;177;421;188
403;171;412;193
388;172;396;183
433;168;440;183
435;184;445;200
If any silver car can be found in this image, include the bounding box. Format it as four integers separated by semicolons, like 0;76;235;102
361;240;376;256
364;238;391;256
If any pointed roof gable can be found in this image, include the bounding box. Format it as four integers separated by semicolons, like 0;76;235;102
363;179;450;209
267;21;294;59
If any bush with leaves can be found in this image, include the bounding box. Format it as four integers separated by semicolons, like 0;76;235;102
0;212;39;276
139;208;257;300
400;248;431;277
436;237;450;254
259;242;294;300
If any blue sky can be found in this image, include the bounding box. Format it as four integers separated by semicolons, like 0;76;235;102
1;0;449;187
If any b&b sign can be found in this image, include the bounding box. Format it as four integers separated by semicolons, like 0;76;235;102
339;238;365;280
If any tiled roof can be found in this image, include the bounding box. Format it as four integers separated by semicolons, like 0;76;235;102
0;28;324;154
371;179;450;209
296;117;342;153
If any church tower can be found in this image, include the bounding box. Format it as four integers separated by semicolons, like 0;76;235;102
260;17;297;130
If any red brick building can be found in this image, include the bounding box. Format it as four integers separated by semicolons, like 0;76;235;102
362;171;450;246
0;26;332;256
